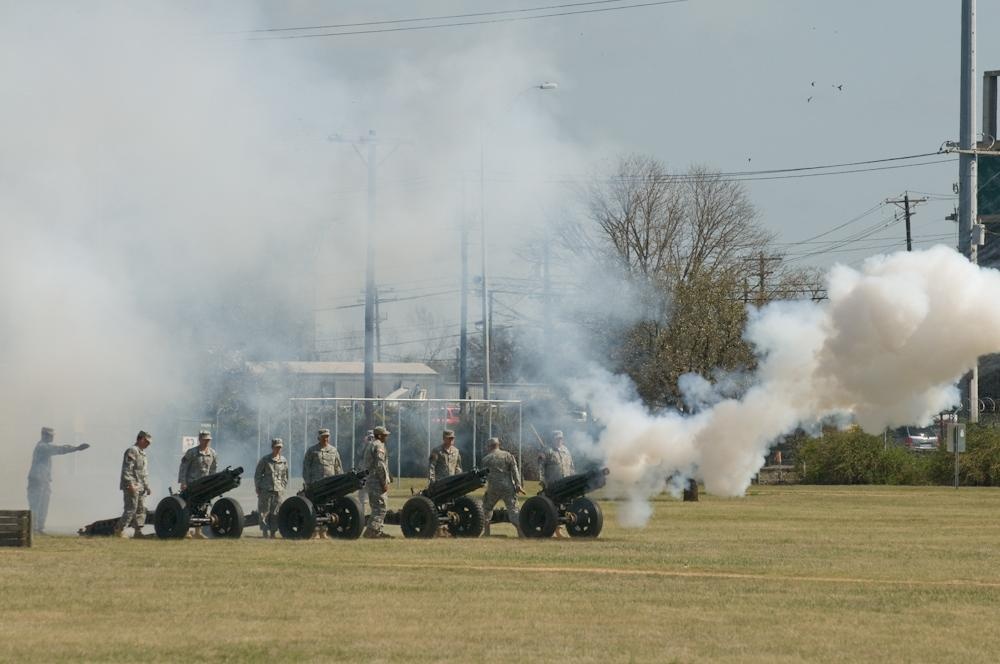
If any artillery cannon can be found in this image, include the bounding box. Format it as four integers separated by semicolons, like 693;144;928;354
519;467;609;538
154;466;245;539
390;468;489;538
80;508;259;537
277;470;368;540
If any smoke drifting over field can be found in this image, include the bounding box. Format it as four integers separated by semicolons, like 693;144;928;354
575;246;993;525
0;3;576;530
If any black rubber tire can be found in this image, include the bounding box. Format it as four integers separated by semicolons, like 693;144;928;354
277;495;316;540
209;497;245;538
447;496;485;537
566;497;604;538
326;496;364;540
400;495;438;539
154;495;191;539
519;495;559;538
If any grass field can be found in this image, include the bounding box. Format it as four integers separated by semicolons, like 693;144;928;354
3;482;1000;663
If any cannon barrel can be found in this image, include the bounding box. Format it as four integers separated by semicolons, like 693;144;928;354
303;469;369;505
542;467;609;504
421;468;489;505
181;466;243;505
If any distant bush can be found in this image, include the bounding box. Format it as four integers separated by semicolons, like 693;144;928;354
927;425;1000;486
797;428;932;485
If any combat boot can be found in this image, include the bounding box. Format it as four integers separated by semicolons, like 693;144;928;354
192;528;206;539
113;527;126;538
554;526;568;539
132;529;146;539
319;529;329;540
364;529;394;539
483;523;491;537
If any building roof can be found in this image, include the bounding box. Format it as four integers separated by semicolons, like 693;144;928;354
247;361;438;377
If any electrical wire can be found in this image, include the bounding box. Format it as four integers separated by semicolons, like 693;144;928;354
247;0;687;41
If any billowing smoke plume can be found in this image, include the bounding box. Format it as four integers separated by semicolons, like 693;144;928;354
574;246;992;525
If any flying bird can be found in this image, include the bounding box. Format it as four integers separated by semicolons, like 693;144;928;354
811;81;816;87
833;84;843;91
807;96;813;103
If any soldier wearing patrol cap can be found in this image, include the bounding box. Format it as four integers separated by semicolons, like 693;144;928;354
26;426;90;533
178;430;218;538
481;437;524;537
302;428;342;539
255;438;288;538
538;430;574;538
428;429;463;484
115;431;152;538
362;425;393;538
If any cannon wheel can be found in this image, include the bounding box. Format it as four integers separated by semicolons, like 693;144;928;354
447;496;485;537
209;497;245;538
400;495;438;539
566;497;603;538
277;495;316;540
519;495;559;538
154;495;191;539
326;496;364;540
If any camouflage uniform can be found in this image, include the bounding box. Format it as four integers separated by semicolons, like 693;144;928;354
363;437;391;534
539;444;575;486
428;444;462;483
254;451;288;536
117;444;150;531
302;443;343;487
481;447;523;527
178;446;218;489
26;432;87;533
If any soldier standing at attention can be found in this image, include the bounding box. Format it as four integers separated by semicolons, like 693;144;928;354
538;430;575;538
115;431;152;538
178;430;218;538
302;429;343;539
362;425;393;539
428;429;462;484
26;426;90;533
480;437;524;537
254;438;288;539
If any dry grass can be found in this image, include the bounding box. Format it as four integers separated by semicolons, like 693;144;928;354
3;483;1000;663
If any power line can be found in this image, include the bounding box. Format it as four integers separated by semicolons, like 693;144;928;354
243;0;637;34
247;0;688;41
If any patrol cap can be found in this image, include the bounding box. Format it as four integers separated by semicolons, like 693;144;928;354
271;438;283;447
198;430;212;440
486;437;500;448
373;425;390;436
41;426;54;437
442;429;455;439
551;430;564;439
137;430;152;441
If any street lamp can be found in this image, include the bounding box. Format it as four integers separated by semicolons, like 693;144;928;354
480;81;558;400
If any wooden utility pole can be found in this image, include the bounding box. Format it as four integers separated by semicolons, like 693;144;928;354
885;192;928;251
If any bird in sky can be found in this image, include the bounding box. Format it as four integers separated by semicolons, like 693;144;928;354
833;84;844;91
811;81;816;87
807;96;813;103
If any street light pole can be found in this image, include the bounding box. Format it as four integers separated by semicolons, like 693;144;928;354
479;81;557;400
959;0;978;423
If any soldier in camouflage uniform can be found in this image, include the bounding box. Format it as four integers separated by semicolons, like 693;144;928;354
115;431;152;538
362;425;393;538
480;438;524;537
254;438;288;539
26;426;90;533
538;430;574;538
177;430;218;538
303;429;343;539
428;429;462;483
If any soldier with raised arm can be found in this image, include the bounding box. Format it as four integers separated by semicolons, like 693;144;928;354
254;438;288;539
115;431;152;538
538;430;574;538
481;437;524;537
177;430;218;538
362;425;393;539
26;426;90;533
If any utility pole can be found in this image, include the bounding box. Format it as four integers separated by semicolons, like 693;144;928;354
885;192;929;251
330;129;403;430
959;0;979;423
374;285;382;362
480;129;491;400
459;182;469;405
542;232;552;364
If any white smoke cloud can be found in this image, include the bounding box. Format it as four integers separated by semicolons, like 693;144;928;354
576;245;990;523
